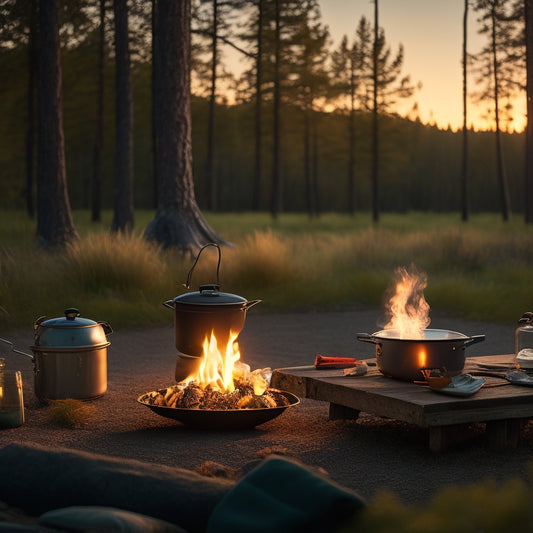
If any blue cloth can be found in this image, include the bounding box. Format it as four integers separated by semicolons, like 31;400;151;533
38;506;187;532
207;456;365;533
0;443;233;533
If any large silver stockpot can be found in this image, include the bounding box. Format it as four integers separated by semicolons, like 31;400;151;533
1;308;112;401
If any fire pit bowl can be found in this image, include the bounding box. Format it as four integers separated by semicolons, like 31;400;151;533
137;388;300;430
357;329;485;382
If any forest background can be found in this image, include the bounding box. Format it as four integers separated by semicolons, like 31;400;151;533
1;0;533;331
0;0;529;218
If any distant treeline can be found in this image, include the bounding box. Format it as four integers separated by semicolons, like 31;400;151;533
0;43;525;216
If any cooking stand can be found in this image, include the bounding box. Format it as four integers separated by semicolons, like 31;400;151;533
271;354;533;452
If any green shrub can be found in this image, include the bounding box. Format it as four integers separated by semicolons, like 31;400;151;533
343;477;533;533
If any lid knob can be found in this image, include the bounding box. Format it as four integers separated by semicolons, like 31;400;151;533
199;284;220;295
64;308;81;321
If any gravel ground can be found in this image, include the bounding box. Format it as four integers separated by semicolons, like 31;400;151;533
1;305;531;509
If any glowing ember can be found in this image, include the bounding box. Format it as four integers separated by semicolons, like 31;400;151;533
384;265;431;339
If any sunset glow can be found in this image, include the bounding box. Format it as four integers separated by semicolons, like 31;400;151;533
220;0;527;132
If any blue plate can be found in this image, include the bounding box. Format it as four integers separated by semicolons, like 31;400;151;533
506;370;533;387
434;374;485;397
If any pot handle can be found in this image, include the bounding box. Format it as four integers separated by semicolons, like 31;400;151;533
163;299;174;310
184;243;221;290
356;333;379;345
243;299;262;311
0;337;34;361
98;321;113;336
464;334;485;347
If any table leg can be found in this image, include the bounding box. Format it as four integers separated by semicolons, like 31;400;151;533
328;403;360;421
486;419;522;450
429;426;449;452
429;424;474;452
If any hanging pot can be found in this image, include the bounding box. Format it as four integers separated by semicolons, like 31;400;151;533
164;244;261;380
0;308;112;401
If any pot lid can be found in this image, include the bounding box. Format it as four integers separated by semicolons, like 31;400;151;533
38;308;98;328
173;285;248;306
34;308;112;349
373;328;469;341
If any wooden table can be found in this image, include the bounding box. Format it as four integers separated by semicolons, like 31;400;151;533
271;354;533;451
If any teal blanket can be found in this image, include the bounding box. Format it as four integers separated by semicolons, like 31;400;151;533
207;456;365;533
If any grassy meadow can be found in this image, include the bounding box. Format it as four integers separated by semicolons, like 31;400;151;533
1;209;532;332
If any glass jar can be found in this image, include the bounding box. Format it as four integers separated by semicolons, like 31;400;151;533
0;357;24;428
515;312;533;371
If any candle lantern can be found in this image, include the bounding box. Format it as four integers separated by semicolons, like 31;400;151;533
0;358;24;428
516;312;533;372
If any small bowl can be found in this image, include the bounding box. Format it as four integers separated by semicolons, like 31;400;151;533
420;367;452;390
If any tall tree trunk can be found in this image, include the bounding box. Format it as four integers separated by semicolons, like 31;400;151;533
490;4;511;222
271;0;282;218
304;106;312;216
145;0;227;252
461;0;469;222
371;0;379;223
36;0;78;248
348;49;356;215
252;0;263;211
25;1;37;219
312;114;319;217
525;0;533;223
205;0;218;211
152;0;158;209
111;0;135;233
92;0;105;223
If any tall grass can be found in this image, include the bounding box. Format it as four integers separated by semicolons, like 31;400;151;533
0;210;532;332
347;476;533;533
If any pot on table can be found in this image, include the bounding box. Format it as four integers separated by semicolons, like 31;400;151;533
0;308;112;401
164;243;261;381
357;329;485;381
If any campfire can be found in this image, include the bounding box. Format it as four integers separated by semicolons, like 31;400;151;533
139;243;299;428
143;330;291;411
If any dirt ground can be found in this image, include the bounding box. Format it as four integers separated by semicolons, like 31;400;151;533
1;304;530;507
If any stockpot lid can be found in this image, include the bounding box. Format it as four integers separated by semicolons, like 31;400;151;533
33;308;112;349
173;284;248;306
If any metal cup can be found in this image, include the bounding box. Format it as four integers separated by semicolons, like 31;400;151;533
0;370;24;428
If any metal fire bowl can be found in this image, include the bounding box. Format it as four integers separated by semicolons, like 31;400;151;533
137;388;300;430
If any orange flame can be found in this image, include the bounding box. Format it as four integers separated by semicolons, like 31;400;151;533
194;330;241;393
384;266;430;339
418;348;427;368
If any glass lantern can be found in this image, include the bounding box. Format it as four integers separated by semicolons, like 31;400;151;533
515;312;533;371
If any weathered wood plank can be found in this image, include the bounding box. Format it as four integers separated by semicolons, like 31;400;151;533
271;355;533;448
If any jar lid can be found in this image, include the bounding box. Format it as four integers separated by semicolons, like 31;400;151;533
519;312;533;325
